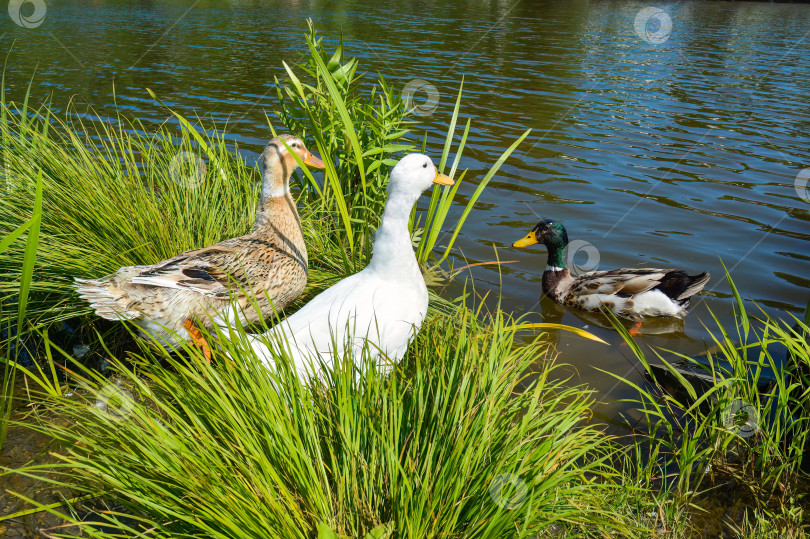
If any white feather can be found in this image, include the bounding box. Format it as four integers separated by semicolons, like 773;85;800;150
630;289;684;317
248;271;426;379
129;275;187;290
134;318;190;348
262;184;290;198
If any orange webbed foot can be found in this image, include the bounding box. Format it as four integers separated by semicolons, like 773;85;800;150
184;318;212;364
628;321;643;337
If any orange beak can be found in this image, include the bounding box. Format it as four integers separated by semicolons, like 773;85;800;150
304;152;326;169
433;171;454;186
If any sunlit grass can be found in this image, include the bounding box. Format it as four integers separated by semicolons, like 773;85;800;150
606;270;810;536
20;310;619;538
0;168;42;449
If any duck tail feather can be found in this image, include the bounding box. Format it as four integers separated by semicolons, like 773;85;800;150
73;277;138;321
676;272;711;301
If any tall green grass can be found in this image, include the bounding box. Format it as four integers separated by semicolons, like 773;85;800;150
1;59;45;448
0;169;42;449
1;66;46;451
21;311;618;538
15;275;810;537
606;271;810;536
273;22;530;277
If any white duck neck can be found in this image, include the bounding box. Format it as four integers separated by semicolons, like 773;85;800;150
367;188;420;277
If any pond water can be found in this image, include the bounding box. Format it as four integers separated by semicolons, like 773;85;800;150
2;0;810;419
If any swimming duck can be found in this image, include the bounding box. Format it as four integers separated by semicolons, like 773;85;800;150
228;153;454;379
74;134;325;359
512;219;710;321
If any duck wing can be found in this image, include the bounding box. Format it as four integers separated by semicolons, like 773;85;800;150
571;268;710;302
569;268;670;297
130;239;267;300
270;274;368;353
566;269;710;318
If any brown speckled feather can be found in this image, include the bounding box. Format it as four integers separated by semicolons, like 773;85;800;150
74;195;308;346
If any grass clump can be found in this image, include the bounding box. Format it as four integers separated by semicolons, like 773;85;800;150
0;96;258;328
606;272;810;536
0;170;42;448
22;310;617;538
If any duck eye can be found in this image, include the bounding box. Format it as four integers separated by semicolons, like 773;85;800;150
422;163;427;168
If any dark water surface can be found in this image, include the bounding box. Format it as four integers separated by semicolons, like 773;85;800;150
2;0;810;416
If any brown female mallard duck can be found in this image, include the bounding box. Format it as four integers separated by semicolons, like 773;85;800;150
74;134;324;359
512;219;710;322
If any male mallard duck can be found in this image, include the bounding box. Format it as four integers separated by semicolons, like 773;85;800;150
227;153;454;379
74;134;325;359
512;219;710;321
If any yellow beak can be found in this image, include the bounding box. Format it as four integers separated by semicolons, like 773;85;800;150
512;232;538;248
304;152;326;169
433;171;454;186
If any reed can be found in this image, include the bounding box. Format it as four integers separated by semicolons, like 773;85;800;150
273;21;530;278
606;270;810;536
0;167;42;449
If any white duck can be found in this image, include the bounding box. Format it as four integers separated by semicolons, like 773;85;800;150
226;153;453;379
